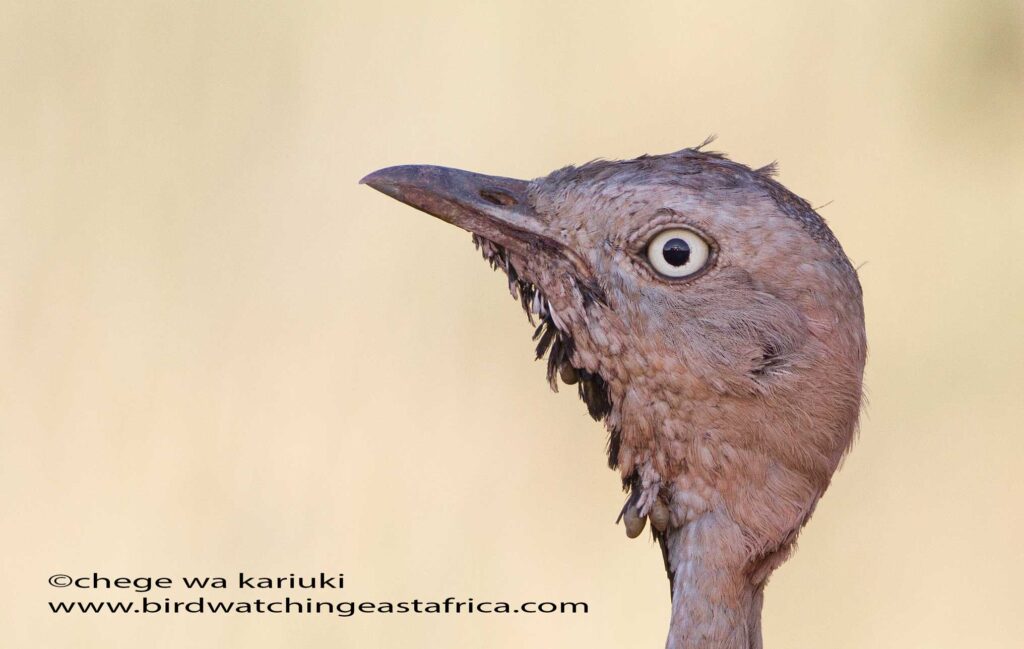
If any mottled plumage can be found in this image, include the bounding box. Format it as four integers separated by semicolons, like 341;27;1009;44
362;143;866;649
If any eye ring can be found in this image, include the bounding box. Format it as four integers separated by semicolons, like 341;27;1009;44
645;227;713;279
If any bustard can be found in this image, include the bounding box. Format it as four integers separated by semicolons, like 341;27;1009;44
362;143;866;649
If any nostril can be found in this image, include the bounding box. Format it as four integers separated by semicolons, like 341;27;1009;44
479;188;518;207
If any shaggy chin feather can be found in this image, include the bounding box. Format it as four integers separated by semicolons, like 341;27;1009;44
477;230;664;585
472;234;620;464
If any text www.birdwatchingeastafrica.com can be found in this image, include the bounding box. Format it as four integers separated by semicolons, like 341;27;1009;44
48;597;589;617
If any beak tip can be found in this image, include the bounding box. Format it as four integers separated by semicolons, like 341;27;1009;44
358;170;382;187
360;166;419;197
359;171;396;201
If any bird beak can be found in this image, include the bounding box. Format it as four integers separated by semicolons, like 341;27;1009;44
360;164;558;257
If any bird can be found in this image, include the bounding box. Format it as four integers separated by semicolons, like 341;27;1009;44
361;141;866;649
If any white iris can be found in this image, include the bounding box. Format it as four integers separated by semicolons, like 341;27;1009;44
646;228;711;278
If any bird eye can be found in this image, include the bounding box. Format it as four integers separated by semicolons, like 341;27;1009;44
646;228;711;278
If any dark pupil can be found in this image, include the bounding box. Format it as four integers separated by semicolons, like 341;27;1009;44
662;238;691;266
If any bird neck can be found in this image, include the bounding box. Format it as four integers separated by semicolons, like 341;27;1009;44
664;513;763;649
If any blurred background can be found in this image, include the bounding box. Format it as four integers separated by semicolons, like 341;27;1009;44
2;1;1022;647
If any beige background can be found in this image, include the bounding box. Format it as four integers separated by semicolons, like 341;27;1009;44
2;1;1022;648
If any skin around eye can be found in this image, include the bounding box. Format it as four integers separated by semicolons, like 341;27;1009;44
646;228;711;278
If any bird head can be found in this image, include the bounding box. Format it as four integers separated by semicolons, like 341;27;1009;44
362;145;866;645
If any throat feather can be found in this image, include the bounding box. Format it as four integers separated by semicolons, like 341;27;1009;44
473;235;620;468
